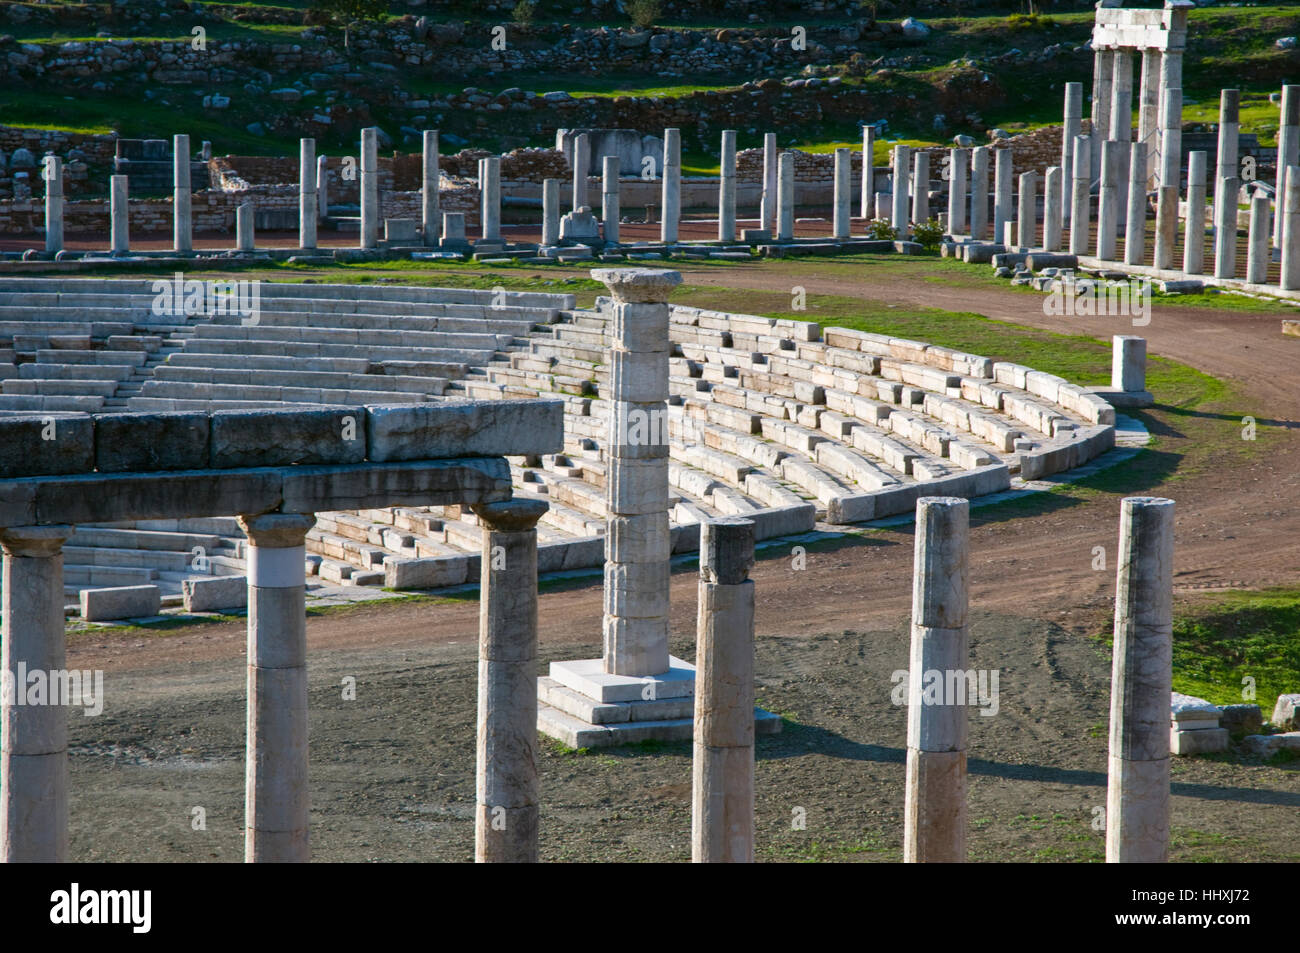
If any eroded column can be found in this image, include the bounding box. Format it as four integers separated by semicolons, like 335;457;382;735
43;156;63;253
993;147;1012;246
777;152;795;241
947;148;968;236
1125;141;1148;266
1106;497;1174;864
1247;192;1271;284
891;144;910;239
719;130;737;242
691;517;756;864
1062;82;1082;226
236;201;254;252
603;155;621;245
833;147;851;240
761;133;778;234
173;133;192;253
316;154;329;222
360;126;379;249
1069;136;1092;256
970;146;989;240
542;178;560;247
660;128;680;244
299;137;317;250
1214;90;1241;279
1016;171;1036;249
1044;166;1063;252
860;124;876;219
1;526;72;863
240;513;315;863
472;498;548;863
110;174;129;255
572;132;590;213
422;130;440;247
1184;151;1208;275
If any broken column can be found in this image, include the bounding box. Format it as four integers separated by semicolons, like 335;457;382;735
1044;166;1063;252
173;132;192;253
911;150;929;228
1016;171;1036;249
1113;335;1147;394
1097;140;1122;261
660;128;680;244
1069;137;1092;256
541;178;560;247
1;525;73;863
1275;87;1299;251
903;497;969;864
993;147;1012;247
1138;49;1161;187
761;132;777;234
1106;496;1174;864
891;144;910;238
1091;47;1114;180
1282;165;1300;291
110;174;129;255
691;517;756;864
1214;90;1241;279
43;156;63;253
947;148;968;235
1184;151;1208;275
240;513;315;863
719;129;737;242
833;147;851;240
1158;47;1184;187
360;127;379;250
316;154;329;222
572;132;590;213
236;201;254;252
299;137;317;250
1247;192;1271;284
1110;49;1134;214
860;124;875;219
602;155;621;245
480;156;501;243
422;130;439;247
1124;142;1147;266
1062;82;1082;225
777;152;795;241
472;498;548;863
970;146;989;240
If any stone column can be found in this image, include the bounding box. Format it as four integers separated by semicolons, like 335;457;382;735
891;144;910;239
422;130;439;247
1154;184;1177;270
777;152;795;241
1138;50;1161;188
481;156;501;243
691;517;756;864
1097;139;1122;261
43;156;63;253
1;526;73;863
236;201;254;252
947;148;968;235
1016;171;1037;250
597;267;682;677
1277;87;1300;251
602;155;621;245
299;138;317;250
1185;151;1208;275
360;127;379;250
860;124;876;219
316;155;329;222
718;130;737;242
1113;335;1146;393
993;147;1013;246
542;178;560;247
1157;50;1184;177
1069;136;1092;256
1214;90;1241;278
1125;142;1148;266
1110;49;1134;207
903;497;969;864
833;147;851;240
911;150;929;228
240;513;315;863
110;174;129;255
969;146;989;240
660;128;680;244
1044;166;1063;252
572;132;590;213
472;498;548;863
1091;48;1114;180
173;133;192;253
1106;496;1174;864
1281;166;1300;291
1247;192;1271;284
761;132;778;234
1062;82;1082;225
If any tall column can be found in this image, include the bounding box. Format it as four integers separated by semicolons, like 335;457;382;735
903;497;969;864
572;132;590;212
1281;166;1300;291
1091;48;1114;180
1106;496;1174;864
597;267;681;677
43;156;63;253
602;155;621;245
761;133;778;234
777;152;795;241
1062;82;1082;225
947;148;968;235
993;147;1013;245
360;126;379;250
1184;151;1208;274
1138;50;1161;188
1016;171;1037;250
472;498;548;863
481;156;501;242
1154;86;1183;270
422;130;440;247
718;129;737;242
172;133;192;253
1157;51;1184;189
1;525;73;863
1097;139;1122;261
911;150;929;228
316;154;329;222
299;137;317;250
542;178;560;247
1044;166;1063;252
891;144;910;238
833;147;851;240
1125;142;1148;266
969;146;989;240
1154;184;1177;270
691;518;756;864
240;513;315;863
1214;90;1241;279
236;201;254;252
1247;192;1271;284
660;128;681;244
1276;87;1299;251
1070;136;1092;256
860;124;876;219
1110;49;1134;209
110;174;129;255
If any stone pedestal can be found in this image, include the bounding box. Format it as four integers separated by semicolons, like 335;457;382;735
660;128;680;243
173;133;192;253
44;156;63;253
422;130;439;246
299;138;317;250
719;130;737;242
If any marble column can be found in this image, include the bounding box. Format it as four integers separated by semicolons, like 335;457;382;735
719;130;737;242
860;124;876;219
316;155;329;222
43;156;63;253
911;150;929;228
1070;136;1092;256
1016;171;1037;250
1184;151;1208;275
1110;49;1134;209
1214;90;1241;278
761;132;778;234
173;133;192;253
1275;87;1299;251
1062;82;1083;225
1247;192;1271;283
1113;335;1146;393
422;130;440;247
1124;142;1148;266
660;128;681;244
572;132;590;213
1;526;73;863
481;156;501;243
1157;51;1184;188
691;517;756;864
602;155;621;245
1281;166;1300;290
777;152;795;241
542;178;560;247
993;147;1013;246
240;513;315;863
833;147;851;240
1138;50;1161;188
360;127;379;250
1098;139;1122;261
947;148;968;235
1092;48;1114;180
891;144;911;239
472;498;548;863
236;201;254;252
299;138;317;250
970;146;989;240
110;174;129;255
1044;166;1063;252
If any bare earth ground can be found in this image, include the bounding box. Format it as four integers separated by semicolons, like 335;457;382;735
56;251;1300;862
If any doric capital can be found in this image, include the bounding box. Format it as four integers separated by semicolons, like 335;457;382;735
590;268;681;303
471;498;549;533
238;512;316;548
0;525;72;558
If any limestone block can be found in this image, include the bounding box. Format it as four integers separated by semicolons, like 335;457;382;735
1271;693;1300;729
182;574;248;612
0;414;93;477
384;554;471;590
365;399;564;461
1170;726;1229;756
80;584;162;622
210;407;366;468
605;456;669;515
1218;704;1262;737
280;459;510;515
94;412;210;473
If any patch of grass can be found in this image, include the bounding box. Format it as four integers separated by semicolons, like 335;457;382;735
759;831;895;862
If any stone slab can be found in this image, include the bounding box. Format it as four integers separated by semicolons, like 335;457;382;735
182;574;248;612
80;584;162;622
1170;726;1229;756
548;655;696;703
366;399;563;462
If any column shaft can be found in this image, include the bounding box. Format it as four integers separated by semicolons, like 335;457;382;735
1184;151;1208;274
947;148;968;235
422;130;440;247
1016;171;1037;249
236;201;254;252
891;145;910;239
1282;166;1300;290
1247;192;1271;283
1214;90;1241;278
1043;166;1063;252
572;132;590;212
1069;136;1092;256
719;130;737;242
1062;82;1082;225
110;174;129;255
969;147;989;240
173;133;192;253
1275;87;1299;249
860;124;875;219
44;156;63;253
993;147;1012;245
1097;139;1122;261
761;133;777;234
1125;142;1148;266
602;155;621;245
660;128;681;244
299;138;317;250
360;127;379;250
777;152;795;241
833;147;851;239
542;179;560;247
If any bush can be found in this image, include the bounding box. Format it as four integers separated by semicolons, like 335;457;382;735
627;0;661;30
911;217;945;251
864;217;898;241
511;0;537;29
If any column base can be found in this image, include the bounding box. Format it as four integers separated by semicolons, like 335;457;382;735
1085;386;1154;408
537;656;782;749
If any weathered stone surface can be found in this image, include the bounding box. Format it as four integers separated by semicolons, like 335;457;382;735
80;584;161;622
1271;693;1300;730
0;415;93;478
210;407;366;468
94;412;210;473
365;399;563;462
182;575;248;613
1218;704;1262;737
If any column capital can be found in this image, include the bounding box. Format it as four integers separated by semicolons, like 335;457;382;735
239;512;315;548
472;498;548;533
590;268;681;303
0;525;72;558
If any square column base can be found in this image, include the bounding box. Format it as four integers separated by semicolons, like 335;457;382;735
537;656;782;749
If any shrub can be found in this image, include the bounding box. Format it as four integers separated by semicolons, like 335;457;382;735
627;0;661;30
512;0;537;29
911;217;945;251
864;217;898;241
